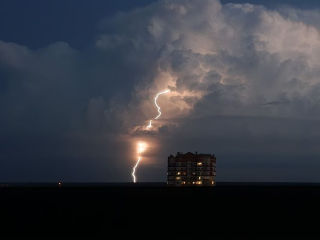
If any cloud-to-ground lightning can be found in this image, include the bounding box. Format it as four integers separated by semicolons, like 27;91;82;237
146;89;170;129
132;90;170;183
132;157;141;183
132;142;147;183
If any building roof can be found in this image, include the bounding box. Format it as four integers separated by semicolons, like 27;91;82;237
176;152;214;157
168;152;216;163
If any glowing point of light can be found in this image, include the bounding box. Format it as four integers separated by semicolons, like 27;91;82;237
132;157;141;183
137;142;147;154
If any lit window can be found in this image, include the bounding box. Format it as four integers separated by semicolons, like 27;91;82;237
197;163;202;166
192;182;195;184
182;181;186;184
177;172;181;175
176;177;181;180
196;181;202;185
212;181;215;185
198;177;201;180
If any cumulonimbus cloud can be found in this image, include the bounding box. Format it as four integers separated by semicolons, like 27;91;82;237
97;0;320;125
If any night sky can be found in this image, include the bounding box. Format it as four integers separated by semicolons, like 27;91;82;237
1;0;320;182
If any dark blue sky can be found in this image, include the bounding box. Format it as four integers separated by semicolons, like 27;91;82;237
0;0;319;50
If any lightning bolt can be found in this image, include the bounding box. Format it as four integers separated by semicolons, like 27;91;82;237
132;157;141;183
132;90;170;183
146;89;170;129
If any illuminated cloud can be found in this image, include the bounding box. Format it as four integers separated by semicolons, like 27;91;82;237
96;0;320;124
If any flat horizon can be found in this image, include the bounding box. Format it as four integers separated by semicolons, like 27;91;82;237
3;182;320;187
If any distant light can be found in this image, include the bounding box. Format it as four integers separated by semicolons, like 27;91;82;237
137;142;147;154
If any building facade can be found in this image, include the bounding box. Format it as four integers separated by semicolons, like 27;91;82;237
167;152;217;187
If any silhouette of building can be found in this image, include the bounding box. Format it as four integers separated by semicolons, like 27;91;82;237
167;152;216;186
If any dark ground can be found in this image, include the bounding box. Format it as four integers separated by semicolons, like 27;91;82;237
1;183;320;239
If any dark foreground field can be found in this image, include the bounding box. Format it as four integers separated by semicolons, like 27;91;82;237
1;183;320;239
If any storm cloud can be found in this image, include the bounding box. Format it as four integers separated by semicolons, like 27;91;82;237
1;0;320;182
